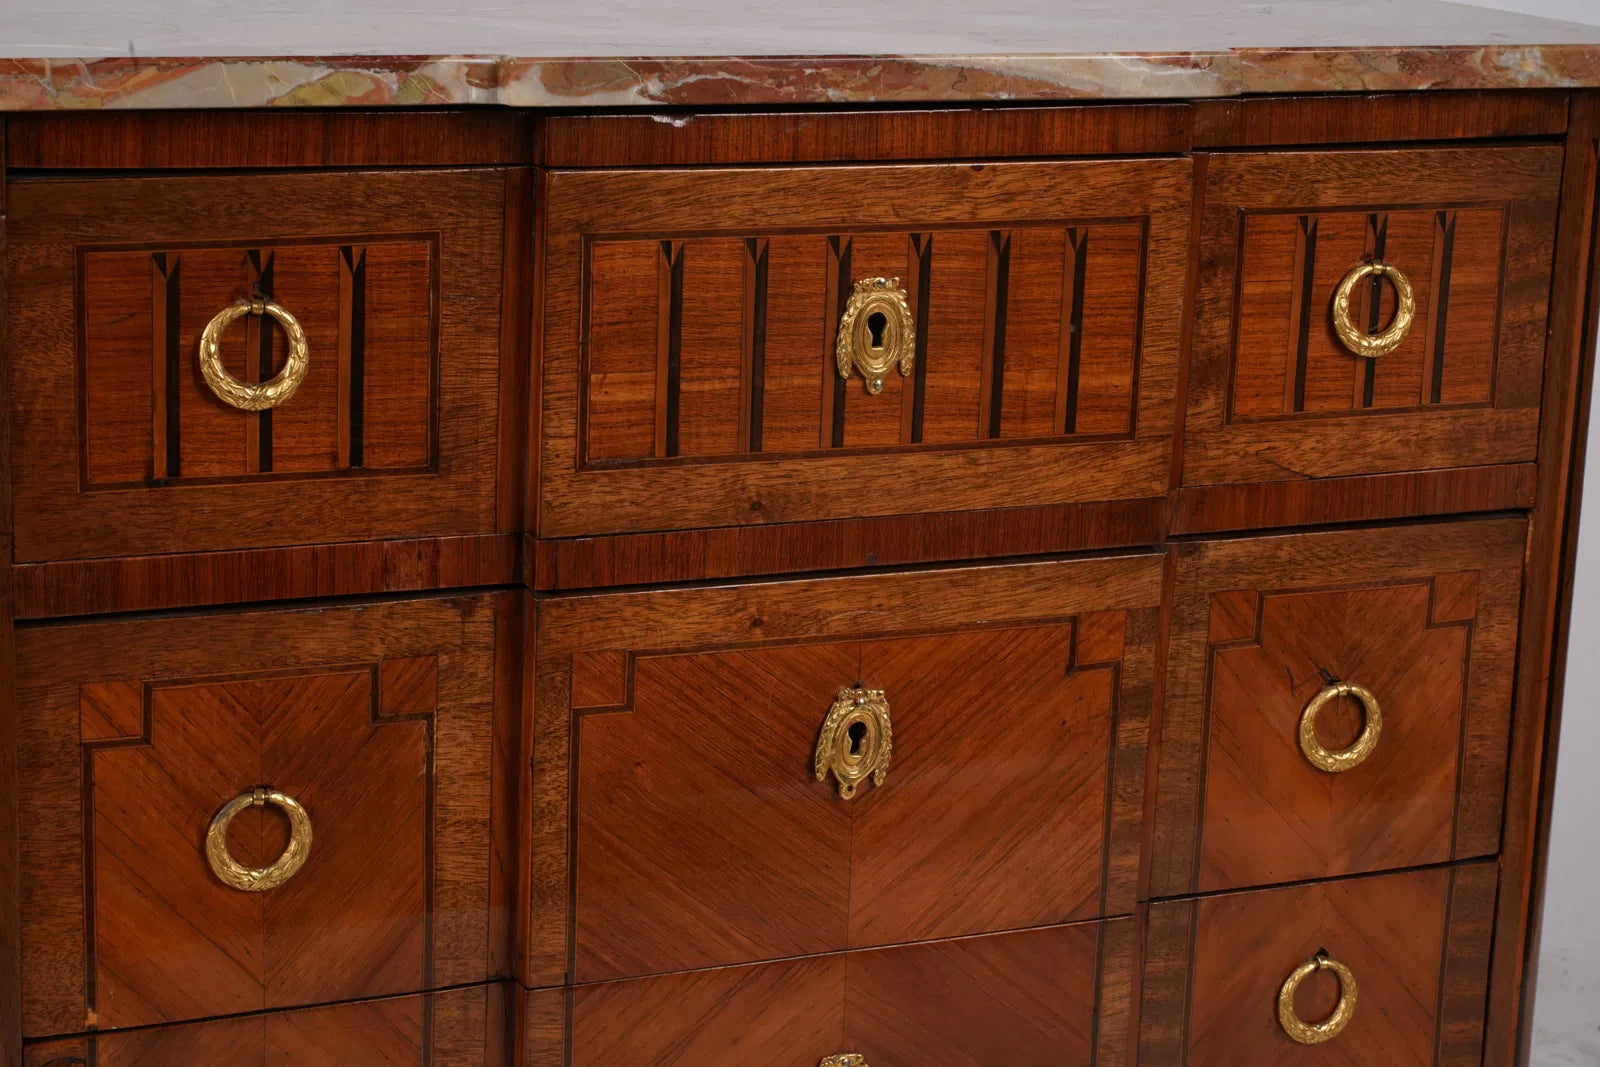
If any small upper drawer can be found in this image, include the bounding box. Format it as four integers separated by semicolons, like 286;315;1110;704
1149;519;1525;897
6;169;509;563
15;595;512;1037
1183;145;1562;487
527;556;1162;985
539;158;1190;537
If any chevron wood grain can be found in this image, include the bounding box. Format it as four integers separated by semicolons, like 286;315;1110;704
14;596;511;1037
1139;863;1496;1066
1150;519;1525;897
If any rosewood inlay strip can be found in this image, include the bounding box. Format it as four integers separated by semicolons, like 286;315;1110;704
1288;216;1318;415
1428;210;1458;406
339;245;368;469
1361;212;1389;409
909;233;932;445
825;236;851;449
1060;227;1089;435
980;230;1013;439
742;238;769;453
150;253;180;482
655;240;684;459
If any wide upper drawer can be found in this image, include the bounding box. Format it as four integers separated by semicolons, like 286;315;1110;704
14;595;515;1037
538;159;1190;538
527;555;1162;986
1183;145;1562;487
5;169;510;563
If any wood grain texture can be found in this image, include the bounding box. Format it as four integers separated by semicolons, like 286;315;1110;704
20;983;512;1066
540;159;1188;538
1138;863;1497;1065
1150;519;1526;897
1191;90;1569;147
4;111;536;169
533;919;1131;1067
539;104;1191;166
533;496;1166;590
2;115;20;1067
11;533;518;619
7;168;506;564
1183;145;1561;488
525;555;1162;987
1170;464;1536;536
16;596;507;1037
1489;91;1600;1066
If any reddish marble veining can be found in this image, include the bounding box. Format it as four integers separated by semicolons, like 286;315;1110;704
1;44;1598;111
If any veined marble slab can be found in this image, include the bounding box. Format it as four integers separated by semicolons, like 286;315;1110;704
2;0;1598;110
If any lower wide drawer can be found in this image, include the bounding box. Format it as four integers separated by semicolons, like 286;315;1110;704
22;985;512;1067
1139;862;1497;1065
524;920;1135;1067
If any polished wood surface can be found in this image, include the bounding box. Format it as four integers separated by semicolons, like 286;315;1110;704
1151;519;1526;897
4;110;536;169
526;556;1161;986
21;983;513;1066
1183;145;1561;488
540;103;1191;166
0;94;1597;1067
7;168;509;563
539;158;1189;537
526;920;1133;1067
1140;863;1497;1065
1489;93;1600;1065
15;595;512;1037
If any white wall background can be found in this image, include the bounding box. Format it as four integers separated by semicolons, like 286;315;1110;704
1451;1;1600;1063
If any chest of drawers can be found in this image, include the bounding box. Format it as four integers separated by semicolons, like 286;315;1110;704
3;7;1600;1065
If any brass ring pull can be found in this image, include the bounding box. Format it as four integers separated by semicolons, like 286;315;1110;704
198;298;310;411
820;1056;870;1067
1332;262;1416;359
1298;681;1383;774
205;787;313;892
815;686;892;800
836;277;915;394
1277;955;1359;1046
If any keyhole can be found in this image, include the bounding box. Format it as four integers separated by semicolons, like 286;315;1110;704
866;311;888;349
847;720;868;756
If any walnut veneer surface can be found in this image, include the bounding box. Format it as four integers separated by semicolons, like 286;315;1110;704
0;40;1598;1067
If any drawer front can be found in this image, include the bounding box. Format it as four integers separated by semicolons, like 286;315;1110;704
1150;520;1524;896
1183;146;1561;486
528;557;1162;985
1139;863;1497;1065
22;984;512;1067
526;920;1135;1067
16;596;513;1036
540;159;1189;537
7;169;510;563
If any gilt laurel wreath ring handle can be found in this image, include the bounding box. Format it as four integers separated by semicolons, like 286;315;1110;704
205;787;313;892
1298;681;1383;774
820;1056;870;1067
1332;261;1416;359
198;298;310;411
1278;955;1359;1046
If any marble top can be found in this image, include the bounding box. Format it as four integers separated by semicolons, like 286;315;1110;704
3;0;1599;110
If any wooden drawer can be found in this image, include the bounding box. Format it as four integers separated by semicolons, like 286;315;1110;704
527;557;1161;984
6;169;512;563
15;596;517;1036
22;984;513;1067
1139;863;1497;1065
1183;145;1561;487
525;919;1136;1066
539;158;1189;537
1150;519;1524;896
